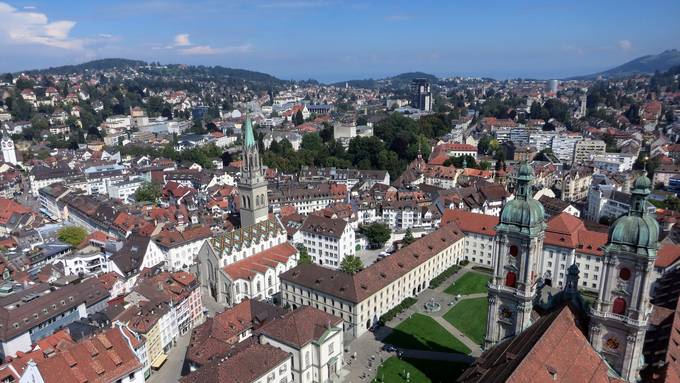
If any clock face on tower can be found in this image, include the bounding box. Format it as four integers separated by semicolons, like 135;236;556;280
500;306;513;319
605;336;620;352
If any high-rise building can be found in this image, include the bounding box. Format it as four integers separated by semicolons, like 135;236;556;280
485;162;546;348
588;173;658;381
548;79;559;93
410;78;432;111
238;117;269;227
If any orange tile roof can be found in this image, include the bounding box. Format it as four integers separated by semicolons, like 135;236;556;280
222;242;297;281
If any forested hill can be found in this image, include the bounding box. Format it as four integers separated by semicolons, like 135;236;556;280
23;58;147;75
331;71;438;89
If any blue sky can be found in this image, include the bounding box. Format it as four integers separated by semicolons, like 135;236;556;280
1;0;678;82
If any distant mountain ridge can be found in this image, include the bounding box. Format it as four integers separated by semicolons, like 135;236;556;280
570;49;680;79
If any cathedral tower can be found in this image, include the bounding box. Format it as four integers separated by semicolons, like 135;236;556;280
238;117;268;227
589;173;658;382
484;162;546;349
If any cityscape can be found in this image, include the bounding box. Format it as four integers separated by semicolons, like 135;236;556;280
0;1;679;383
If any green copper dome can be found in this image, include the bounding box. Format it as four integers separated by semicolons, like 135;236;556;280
499;198;546;231
497;161;546;237
608;215;659;254
606;172;659;257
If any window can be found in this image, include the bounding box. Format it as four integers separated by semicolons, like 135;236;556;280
619;267;631;281
612;298;626;315
328;342;334;355
505;272;517;288
305;351;310;368
509;245;518;257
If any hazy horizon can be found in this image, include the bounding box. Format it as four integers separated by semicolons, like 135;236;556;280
2;0;679;83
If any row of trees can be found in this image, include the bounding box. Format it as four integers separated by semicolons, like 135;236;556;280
262;112;458;179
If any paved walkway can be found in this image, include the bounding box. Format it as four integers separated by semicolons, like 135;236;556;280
148;333;191;383
432;316;482;357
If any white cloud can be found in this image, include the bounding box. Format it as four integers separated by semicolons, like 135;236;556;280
23;5;35;10
174;33;190;46
0;2;83;49
180;43;253;55
618;39;632;51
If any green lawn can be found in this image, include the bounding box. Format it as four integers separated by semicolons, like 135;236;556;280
373;357;468;383
383;313;471;354
444;272;491;295
443;298;488;345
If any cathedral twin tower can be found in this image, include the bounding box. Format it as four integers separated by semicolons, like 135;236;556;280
485;162;658;382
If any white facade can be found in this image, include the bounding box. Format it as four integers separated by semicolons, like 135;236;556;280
260;325;343;383
301;220;355;270
591;153;636;173
58;246;109;276
108;178;145;203
1;136;17;165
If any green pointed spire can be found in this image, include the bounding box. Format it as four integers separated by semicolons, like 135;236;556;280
244;117;255;148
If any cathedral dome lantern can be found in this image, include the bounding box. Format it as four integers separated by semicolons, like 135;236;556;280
498;161;546;237
607;172;659;257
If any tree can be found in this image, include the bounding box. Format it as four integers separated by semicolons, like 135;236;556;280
340;255;364;274
361;223;391;247
134;182;162;203
294;110;304;126
296;244;312;265
58;226;87;246
402;228;415;246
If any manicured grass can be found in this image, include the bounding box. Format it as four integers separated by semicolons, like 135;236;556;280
443;298;488;345
444;272;491;295
373;357;468;383
383;313;471;354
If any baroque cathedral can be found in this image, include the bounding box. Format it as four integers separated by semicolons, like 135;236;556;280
460;162;678;383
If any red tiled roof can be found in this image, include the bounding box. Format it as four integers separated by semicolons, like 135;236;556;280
222;242;297;281
655;244;680;269
29;327;142;383
441;209;499;236
459;304;615;383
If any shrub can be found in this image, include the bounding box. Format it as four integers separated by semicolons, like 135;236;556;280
379;297;417;324
429;265;461;289
459;260;470;266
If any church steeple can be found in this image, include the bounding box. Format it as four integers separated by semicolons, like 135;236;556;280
238;117;269;227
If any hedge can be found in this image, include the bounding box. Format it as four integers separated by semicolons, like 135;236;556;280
379;297;417;324
429;265;461;289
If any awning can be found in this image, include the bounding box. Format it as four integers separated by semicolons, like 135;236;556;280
151;353;168;369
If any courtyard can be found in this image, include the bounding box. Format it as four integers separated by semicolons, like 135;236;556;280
372;356;468;383
443;297;489;345
444;272;491;296
383;313;471;355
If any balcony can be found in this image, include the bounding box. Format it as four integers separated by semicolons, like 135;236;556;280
589;308;646;327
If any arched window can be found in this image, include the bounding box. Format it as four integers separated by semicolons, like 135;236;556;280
509;245;519;257
505;271;517;288
267;275;272;287
256;281;261;293
612;297;626;315
256;195;260;207
619;267;631;281
242;195;246;207
235;283;240;294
